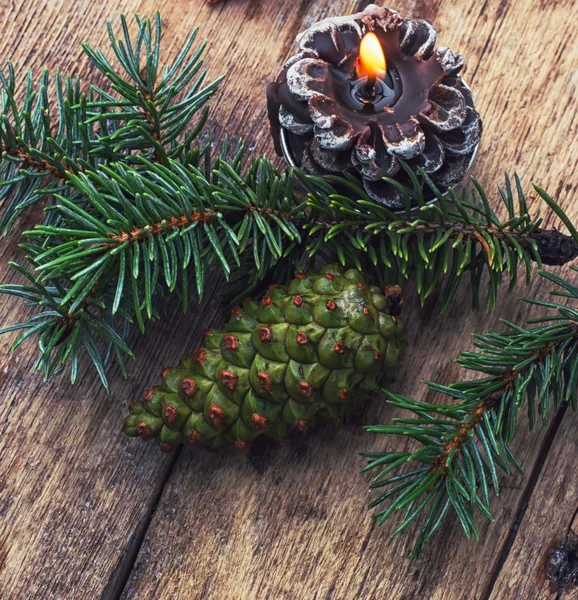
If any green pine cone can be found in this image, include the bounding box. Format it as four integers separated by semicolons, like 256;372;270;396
123;265;406;452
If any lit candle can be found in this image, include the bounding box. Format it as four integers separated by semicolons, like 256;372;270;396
348;31;399;110
267;5;482;209
357;32;386;97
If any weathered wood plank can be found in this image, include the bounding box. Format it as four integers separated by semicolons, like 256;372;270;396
488;410;578;600
0;0;577;599
118;0;578;599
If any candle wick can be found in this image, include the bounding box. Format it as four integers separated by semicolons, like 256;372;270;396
362;77;377;101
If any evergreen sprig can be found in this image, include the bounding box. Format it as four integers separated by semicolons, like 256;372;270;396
302;168;578;310
0;12;221;234
0;68;95;233
0;149;300;390
362;267;578;558
0;13;225;390
1;12;577;390
82;13;223;165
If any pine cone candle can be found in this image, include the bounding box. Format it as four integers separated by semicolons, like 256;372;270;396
123;266;406;451
267;5;482;209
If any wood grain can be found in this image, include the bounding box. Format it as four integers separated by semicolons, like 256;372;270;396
489;408;578;600
0;0;576;599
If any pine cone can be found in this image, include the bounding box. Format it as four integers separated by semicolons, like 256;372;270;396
124;266;406;451
267;5;483;209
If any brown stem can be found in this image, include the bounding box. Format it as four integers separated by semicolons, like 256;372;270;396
55;277;107;344
432;330;577;478
105;204;294;247
140;75;166;165
432;395;501;478
108;210;215;245
309;219;578;267
246;204;294;221
3;144;68;179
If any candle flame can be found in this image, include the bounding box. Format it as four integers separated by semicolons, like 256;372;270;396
357;32;386;80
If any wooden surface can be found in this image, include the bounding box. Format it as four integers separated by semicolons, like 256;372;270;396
0;0;577;598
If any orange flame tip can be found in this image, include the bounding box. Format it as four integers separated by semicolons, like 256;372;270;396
357;32;386;80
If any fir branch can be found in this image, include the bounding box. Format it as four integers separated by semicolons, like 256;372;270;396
301;168;578;310
0;261;134;390
0;12;222;234
0;68;91;233
0;148;301;387
0;12;225;386
23;148;301;301
362;267;578;558
82;13;223;165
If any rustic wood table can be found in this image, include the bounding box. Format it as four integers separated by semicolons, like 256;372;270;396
1;0;577;598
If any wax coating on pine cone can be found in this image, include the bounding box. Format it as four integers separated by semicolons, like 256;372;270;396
124;266;406;451
266;4;482;209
